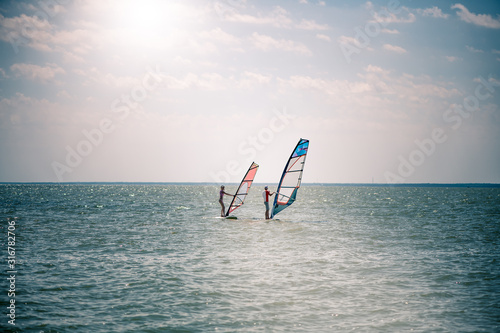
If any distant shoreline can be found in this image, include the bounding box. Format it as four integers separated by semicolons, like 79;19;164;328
1;182;499;188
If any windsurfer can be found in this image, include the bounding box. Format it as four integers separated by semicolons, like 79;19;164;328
263;186;274;219
219;185;234;217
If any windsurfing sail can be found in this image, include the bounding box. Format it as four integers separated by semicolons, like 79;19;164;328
271;138;309;218
226;162;259;216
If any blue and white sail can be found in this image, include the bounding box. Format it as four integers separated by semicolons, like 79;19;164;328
271;139;309;218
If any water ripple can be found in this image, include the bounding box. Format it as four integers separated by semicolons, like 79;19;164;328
1;184;499;332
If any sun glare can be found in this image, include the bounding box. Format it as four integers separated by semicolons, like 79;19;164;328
112;0;183;45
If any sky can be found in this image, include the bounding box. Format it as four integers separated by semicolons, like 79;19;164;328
0;0;499;183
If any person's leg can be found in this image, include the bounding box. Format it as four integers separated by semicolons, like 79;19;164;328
220;200;225;217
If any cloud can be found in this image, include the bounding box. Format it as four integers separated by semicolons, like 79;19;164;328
296;19;329;30
57;90;72;99
337;35;373;51
250;33;312;55
49;28;99;52
218;5;329;30
162;73;227;91
382;29;400;34
0;11;105;61
223;6;293;28
383;44;407;54
372;9;416;24
21;1;67;16
238;71;272;89
451;4;500;28
199;27;240;45
162;71;275;91
494;51;500;61
466;45;483;53
10;63;65;83
316;34;331;42
445;55;461;62
418;7;449;19
364;65;388;74
196;27;242;53
0;92;64;129
277;65;460;111
74;67;142;88
0;13;54;52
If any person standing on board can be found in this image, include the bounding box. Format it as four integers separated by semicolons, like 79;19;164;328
263;186;274;219
219;185;234;217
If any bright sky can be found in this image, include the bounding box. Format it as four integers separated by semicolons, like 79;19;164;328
0;0;499;183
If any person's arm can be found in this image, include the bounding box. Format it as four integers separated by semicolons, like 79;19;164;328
223;191;235;197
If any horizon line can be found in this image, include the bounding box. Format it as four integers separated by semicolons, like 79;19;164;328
1;182;499;187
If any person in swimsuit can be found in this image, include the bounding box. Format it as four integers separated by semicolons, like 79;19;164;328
262;186;274;219
219;185;234;217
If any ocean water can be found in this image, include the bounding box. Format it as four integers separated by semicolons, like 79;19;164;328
1;184;499;332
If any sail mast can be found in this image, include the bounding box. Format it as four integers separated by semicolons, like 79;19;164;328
226;162;259;216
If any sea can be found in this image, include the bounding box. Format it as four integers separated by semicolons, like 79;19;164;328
1;183;499;332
